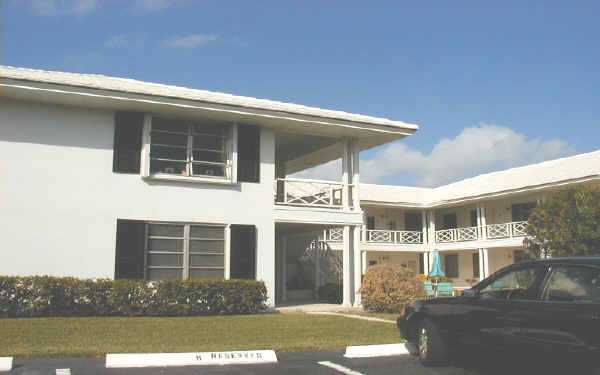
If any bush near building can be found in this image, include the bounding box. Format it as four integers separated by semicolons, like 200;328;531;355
0;276;267;317
359;264;426;313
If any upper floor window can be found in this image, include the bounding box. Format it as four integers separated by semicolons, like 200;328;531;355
512;202;536;222
147;116;233;180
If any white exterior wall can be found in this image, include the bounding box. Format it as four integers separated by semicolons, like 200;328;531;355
363;207;422;230
484;194;539;225
0;99;277;304
366;251;420;273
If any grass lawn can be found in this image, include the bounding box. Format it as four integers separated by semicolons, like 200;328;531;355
0;313;403;358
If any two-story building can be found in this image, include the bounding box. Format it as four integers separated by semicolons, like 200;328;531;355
0;65;417;308
2;66;599;309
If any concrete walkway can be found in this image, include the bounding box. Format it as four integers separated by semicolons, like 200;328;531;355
306;311;396;324
275;303;396;324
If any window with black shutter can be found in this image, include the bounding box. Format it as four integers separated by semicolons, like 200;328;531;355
237;125;260;183
115;219;146;279
230;225;256;279
113;111;144;173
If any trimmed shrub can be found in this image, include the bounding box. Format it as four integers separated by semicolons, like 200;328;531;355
0;276;267;318
359;264;426;313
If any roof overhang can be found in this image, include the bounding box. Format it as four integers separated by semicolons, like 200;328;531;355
0;77;417;152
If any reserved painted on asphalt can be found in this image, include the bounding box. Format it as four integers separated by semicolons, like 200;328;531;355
106;350;278;368
0;357;13;372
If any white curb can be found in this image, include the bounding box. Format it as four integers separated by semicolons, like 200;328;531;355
106;350;277;368
344;343;409;358
0;357;13;372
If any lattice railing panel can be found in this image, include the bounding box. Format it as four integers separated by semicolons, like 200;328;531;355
512;221;528;237
327;228;343;242
457;227;479;241
275;178;344;208
435;229;455;243
486;223;509;239
399;231;423;244
368;230;393;243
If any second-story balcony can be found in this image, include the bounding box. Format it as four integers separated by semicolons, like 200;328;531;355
324;228;424;244
275;178;355;209
434;221;529;243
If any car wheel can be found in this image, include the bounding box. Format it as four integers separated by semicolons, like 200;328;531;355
417;318;447;366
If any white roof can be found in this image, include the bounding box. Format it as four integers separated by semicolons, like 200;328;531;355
361;150;600;207
0;65;418;130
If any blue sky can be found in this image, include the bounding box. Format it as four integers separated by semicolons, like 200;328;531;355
3;1;599;186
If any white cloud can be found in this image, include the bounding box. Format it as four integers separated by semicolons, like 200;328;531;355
29;0;97;15
164;33;221;48
104;33;147;49
294;125;576;187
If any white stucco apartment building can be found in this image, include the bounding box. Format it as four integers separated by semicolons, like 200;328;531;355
1;66;599;308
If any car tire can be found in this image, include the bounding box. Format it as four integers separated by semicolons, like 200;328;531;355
417;318;447;366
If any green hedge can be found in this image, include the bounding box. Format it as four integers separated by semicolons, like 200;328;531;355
0;276;267;317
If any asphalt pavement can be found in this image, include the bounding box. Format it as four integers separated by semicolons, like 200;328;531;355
7;350;600;375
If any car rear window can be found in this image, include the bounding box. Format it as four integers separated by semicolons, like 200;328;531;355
543;266;600;303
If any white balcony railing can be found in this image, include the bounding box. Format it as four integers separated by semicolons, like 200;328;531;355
274;178;345;208
486;221;528;239
435;226;479;243
325;228;344;242
323;229;423;244
365;230;423;244
434;221;529;243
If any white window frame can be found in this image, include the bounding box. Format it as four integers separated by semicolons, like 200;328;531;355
144;221;230;281
141;114;238;184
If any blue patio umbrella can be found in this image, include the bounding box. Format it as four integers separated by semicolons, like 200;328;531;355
429;250;445;278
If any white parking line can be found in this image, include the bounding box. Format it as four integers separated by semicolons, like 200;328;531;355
318;361;366;375
56;369;72;375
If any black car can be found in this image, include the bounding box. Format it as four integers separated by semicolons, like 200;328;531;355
397;257;600;366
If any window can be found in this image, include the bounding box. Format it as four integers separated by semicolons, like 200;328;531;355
472;252;480;278
145;116;234;181
388;220;398;230
405;213;422;231
444;254;459;278
146;223;225;281
443;213;457;229
366;216;375;230
543;266;600;303
511;202;536;222
479;266;545;300
470;210;478;228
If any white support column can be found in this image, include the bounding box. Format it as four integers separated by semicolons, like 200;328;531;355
423;251;430;276
479;204;487;240
314;241;320;298
353;225;362;307
421;210;428;244
428;210;436;248
342;139;351;211
342;225;353;307
281;235;287;302
351;139;360;210
478;248;489;280
361;250;368;275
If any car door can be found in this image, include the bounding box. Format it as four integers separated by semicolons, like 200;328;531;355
515;264;600;356
452;264;547;350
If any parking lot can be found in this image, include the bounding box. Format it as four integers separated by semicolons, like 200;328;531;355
8;350;598;375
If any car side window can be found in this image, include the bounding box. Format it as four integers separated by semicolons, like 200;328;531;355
479;266;544;300
543;266;600;303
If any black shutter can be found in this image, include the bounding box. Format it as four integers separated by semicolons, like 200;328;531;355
115;219;146;279
237;125;260;183
230;225;256;279
113;111;144;173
